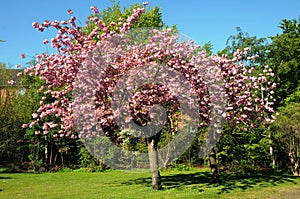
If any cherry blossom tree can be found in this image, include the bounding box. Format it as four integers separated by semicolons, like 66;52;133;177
19;3;276;190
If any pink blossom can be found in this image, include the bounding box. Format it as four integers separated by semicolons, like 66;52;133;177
23;5;276;140
8;80;15;85
61;20;68;25
32;22;39;28
51;20;60;27
241;114;247;119
266;118;272;123
42;20;51;27
90;6;99;13
143;1;149;6
71;135;77;139
32;113;39;118
69;16;76;26
20;54;26;59
24;68;31;74
29;121;38;128
67;9;73;15
38;26;45;32
43;39;49;44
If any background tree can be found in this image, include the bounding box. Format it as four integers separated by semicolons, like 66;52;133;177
0;63;35;170
268;18;300;107
216;18;300;172
216;28;276;171
285;86;300;103
269;103;300;176
200;42;214;56
98;1;165;29
84;1;175;39
261;18;300;169
218;27;269;66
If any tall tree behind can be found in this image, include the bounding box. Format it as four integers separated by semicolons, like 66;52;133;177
218;27;269;66
269;102;300;176
84;1;175;38
0;63;34;169
268;18;300;107
216;28;274;170
100;1;165;29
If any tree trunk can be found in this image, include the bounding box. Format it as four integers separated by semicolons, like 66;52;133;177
148;136;162;190
49;141;53;167
269;131;276;169
209;148;221;183
45;140;48;167
44;136;52;170
270;144;276;169
289;149;300;176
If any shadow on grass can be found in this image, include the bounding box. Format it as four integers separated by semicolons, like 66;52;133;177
123;169;299;194
0;176;12;192
0;176;12;179
217;170;298;194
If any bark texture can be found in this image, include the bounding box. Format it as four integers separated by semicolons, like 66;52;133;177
209;148;221;183
148;136;162;190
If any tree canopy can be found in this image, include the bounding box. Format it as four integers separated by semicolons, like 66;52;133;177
268;18;300;106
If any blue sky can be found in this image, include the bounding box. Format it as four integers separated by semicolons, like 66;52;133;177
0;0;299;67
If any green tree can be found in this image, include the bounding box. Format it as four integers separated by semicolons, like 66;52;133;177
0;64;33;170
85;1;175;39
200;42;214;56
285;85;300;103
216;124;270;172
218;27;269;66
269;103;300;176
268;18;300;106
21;67;78;170
217;28;275;170
262;18;300;171
100;1;165;29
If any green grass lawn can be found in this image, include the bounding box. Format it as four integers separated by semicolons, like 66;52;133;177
1;168;299;199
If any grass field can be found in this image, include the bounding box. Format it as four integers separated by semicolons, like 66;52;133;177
1;168;300;199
